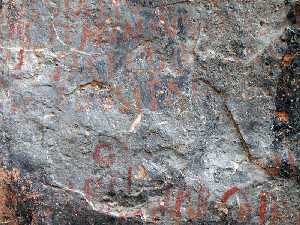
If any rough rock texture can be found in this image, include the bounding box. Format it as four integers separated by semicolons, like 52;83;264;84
0;0;299;224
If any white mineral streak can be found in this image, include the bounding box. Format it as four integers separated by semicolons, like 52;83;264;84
129;113;142;133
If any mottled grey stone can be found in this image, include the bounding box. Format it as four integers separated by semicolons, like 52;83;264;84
0;0;299;224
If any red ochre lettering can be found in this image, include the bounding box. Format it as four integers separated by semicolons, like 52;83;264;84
92;143;115;167
113;86;132;113
185;185;211;221
174;189;190;220
288;150;296;176
136;17;144;37
15;49;25;70
8;18;15;39
192;82;198;102
124;20;133;40
107;52;114;80
64;23;71;45
80;23;90;50
113;0;121;24
270;200;279;225
159;15;177;39
133;86;142;113
219;186;252;222
83;177;94;201
53;66;61;81
110;27;118;44
165;80;182;106
259;192;268;225
64;0;70;17
24;22;32;47
48;22;55;44
97;0;106;20
147;79;160;111
221;186;240;203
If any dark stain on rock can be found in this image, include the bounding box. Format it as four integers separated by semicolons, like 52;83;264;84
287;0;300;25
273;46;300;137
272;1;300;180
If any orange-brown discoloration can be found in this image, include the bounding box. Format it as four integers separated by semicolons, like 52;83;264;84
282;54;294;67
238;202;251;222
275;111;289;123
79;80;110;91
135;165;147;180
0;168;20;225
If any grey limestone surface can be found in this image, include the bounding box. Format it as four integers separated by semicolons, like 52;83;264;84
0;0;299;224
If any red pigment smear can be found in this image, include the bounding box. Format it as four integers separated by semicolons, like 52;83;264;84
83;177;93;201
271;201;278;224
160;16;168;35
288;150;296;176
171;16;177;38
238;202;251;222
16;22;24;41
15;49;25;70
114;0;120;23
160;188;171;216
174;189;190;220
48;23;55;43
184;187;197;220
114;86;131;113
85;55;96;71
124;20;132;40
95;178;102;190
72;53;79;72
160;15;177;39
149;20;157;37
53;66;61;81
10;103;17;113
136;17;144;36
80;23;90;50
92;143;114;167
192;82;198;101
107;52;114;80
75;0;84;16
121;142;129;157
24;22;32;46
146;46;153;64
109;176;116;193
271;154;282;177
221;186;240;203
147;79;161;111
97;0;105;20
66;179;74;190
166;80;182;106
133;209;143;217
64;23;70;44
151;207;158;222
133;86;142;113
110;27;118;44
64;0;70;17
197;184;210;218
8;19;15;39
127;166;132;194
259;192;268;225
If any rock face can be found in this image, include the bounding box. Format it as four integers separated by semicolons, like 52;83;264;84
0;0;299;224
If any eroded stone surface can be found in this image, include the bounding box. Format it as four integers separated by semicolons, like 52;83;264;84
0;0;299;224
